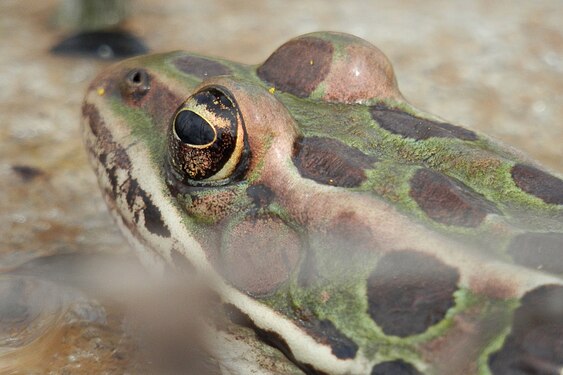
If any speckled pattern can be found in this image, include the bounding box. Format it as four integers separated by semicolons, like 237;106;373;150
1;1;562;373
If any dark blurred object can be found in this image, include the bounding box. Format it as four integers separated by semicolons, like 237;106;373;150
51;0;148;59
51;30;148;59
54;0;128;31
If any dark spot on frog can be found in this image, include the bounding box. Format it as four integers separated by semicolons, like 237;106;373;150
488;285;563;375
371;360;422;375
113;145;132;168
370;105;477;141
104;148;133;195
125;177;171;238
367;250;460;337
410;168;501;227
224;304;328;375
12;165;44;182
511;164;563;205
173;55;231;79
246;184;275;209
257;36;333;98
293;136;377;187
298;318;358;360
508;233;563;275
141;191;171;238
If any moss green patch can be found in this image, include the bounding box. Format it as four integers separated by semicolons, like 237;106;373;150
362;160;414;203
110;99;167;167
309;81;327;101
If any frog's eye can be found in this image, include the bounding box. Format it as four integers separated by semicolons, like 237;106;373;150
167;86;247;184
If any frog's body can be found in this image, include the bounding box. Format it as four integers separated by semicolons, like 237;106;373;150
82;32;563;374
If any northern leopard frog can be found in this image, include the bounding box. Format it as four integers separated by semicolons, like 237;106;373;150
82;32;563;375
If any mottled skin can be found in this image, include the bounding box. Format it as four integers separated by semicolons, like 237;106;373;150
82;32;563;375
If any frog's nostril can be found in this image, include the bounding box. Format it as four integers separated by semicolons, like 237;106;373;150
122;68;150;99
131;71;142;84
126;69;149;86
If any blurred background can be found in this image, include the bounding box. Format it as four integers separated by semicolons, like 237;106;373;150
0;1;562;373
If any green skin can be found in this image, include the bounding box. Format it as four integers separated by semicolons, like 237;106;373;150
82;32;563;374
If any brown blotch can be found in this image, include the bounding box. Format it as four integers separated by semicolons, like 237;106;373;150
488;285;563;374
173;55;231;79
298;318;358;360
370;106;477;141
508;232;563;274
511;164;563;205
367;250;460;337
246;184;275;209
371;360;422;375
410;168;500;227
12;165;44;182
257;36;333;98
221;216;301;296
293;136;377;187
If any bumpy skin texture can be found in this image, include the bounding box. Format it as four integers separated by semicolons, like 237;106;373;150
82;32;563;375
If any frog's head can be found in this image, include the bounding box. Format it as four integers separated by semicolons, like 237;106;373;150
82;32;411;294
82;32;563;373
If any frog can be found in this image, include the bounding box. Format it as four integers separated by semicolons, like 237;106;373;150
82;32;563;375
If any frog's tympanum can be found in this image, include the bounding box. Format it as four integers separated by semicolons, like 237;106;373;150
82;32;563;374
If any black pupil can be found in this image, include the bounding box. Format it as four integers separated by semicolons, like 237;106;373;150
131;71;142;83
174;110;215;146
